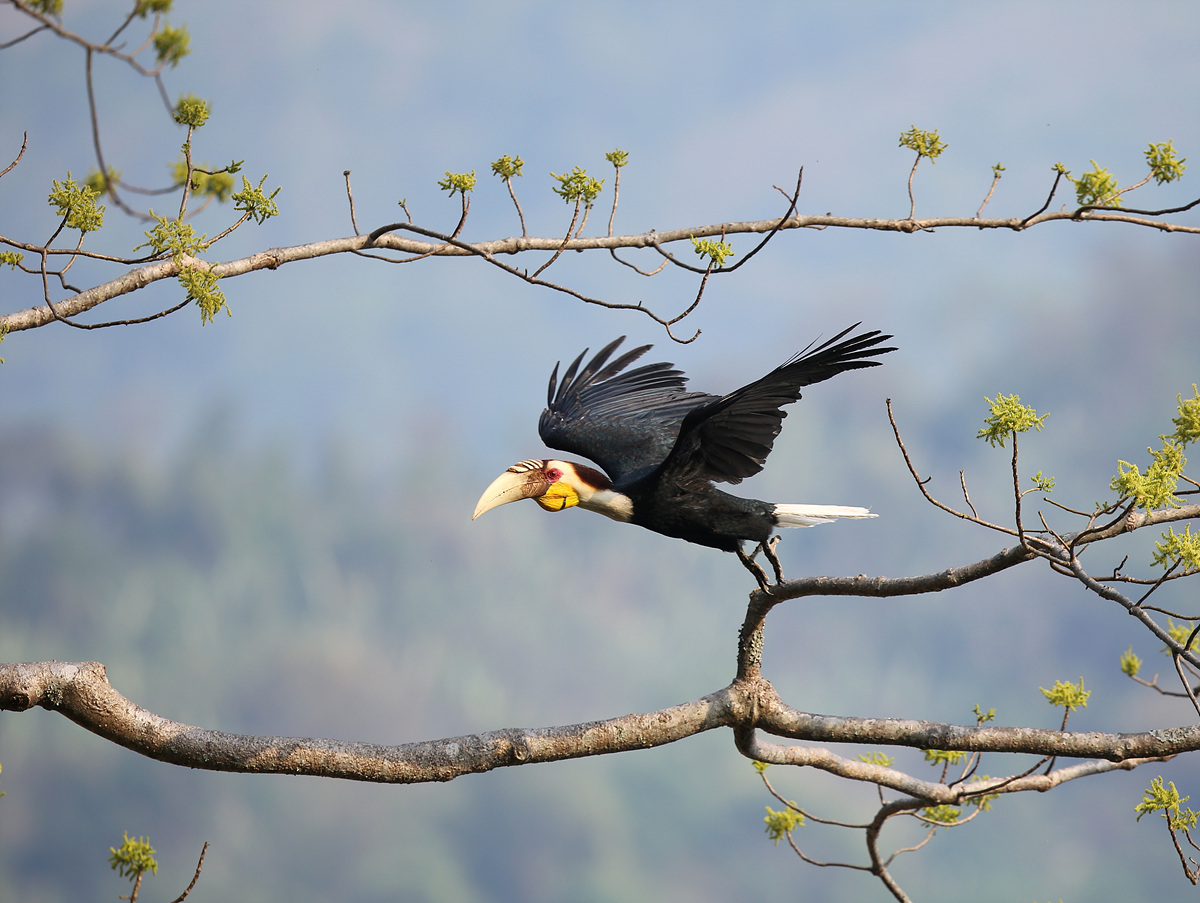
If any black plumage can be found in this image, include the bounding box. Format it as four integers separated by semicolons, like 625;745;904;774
535;325;895;551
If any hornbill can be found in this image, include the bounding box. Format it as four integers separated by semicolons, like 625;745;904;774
473;325;895;585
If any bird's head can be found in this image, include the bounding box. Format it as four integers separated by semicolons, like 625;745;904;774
472;459;611;519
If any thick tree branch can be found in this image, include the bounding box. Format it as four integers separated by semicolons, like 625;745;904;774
4;660;1199;784
4;201;1198;333
751;506;1200;604
754;694;1200;761
0;661;741;782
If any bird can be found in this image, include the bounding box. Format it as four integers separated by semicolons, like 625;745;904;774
472;325;896;586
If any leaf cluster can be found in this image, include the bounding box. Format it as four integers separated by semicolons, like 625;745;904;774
550;166;604;205
1153;525;1200;573
899;126;947;161
977;393;1047;447
1112;442;1187;513
178;264;227;324
48;174;106;233
1029;470;1056;493
763;805;804;845
109;832;158;880
1040;677;1090;711
134;215;227;323
1072;160;1121;207
1145;140;1187;185
84;166;122;196
605;148;629;168
690;236;735;269
1161;619;1199;656
136;214;210;258
153;23;190;68
437;171;477;196
1136;777;1200;831
173;94;210;128
490;155;524;180
232;174;281;224
1171;385;1200;446
136;0;174;16
1120;646;1143;677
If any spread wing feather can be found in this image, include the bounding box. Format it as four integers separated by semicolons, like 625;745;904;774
539;337;713;481
538;326;895;487
659;325;896;486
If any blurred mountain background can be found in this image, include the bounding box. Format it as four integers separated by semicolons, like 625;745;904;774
2;1;1199;900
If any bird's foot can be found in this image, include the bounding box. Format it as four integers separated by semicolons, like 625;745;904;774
736;546;772;591
763;535;785;584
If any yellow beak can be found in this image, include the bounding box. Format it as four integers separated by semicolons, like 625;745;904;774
472;467;551;519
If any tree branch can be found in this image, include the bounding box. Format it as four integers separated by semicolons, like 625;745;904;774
4;659;1200;784
5;201;1199;334
0;661;741;782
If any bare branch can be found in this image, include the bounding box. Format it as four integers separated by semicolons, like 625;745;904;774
167;842;209;903
887;399;1016;534
1;130;27;178
5;197;1200;334
0;661;739;782
0;22;49;49
343;171;361;235
1021;167;1068;226
4;660;1198;784
755;689;1200;760
975;166;1002;218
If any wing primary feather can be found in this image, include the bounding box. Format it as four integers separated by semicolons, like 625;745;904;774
591;344;652;384
546;361;560;407
551;347;589;408
659;324;895;486
568;336;624;390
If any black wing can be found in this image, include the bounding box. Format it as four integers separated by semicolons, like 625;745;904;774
658;325;896;486
538;337;714;481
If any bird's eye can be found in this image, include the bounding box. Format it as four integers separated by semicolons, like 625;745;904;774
546;468;562;481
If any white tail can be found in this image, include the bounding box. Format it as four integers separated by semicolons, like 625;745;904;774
773;503;877;529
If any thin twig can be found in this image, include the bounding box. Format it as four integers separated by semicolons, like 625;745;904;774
607;249;669;276
958;470;979;519
975;167;1002;219
504;177;527;237
0;22;50;49
1019;168;1067;227
1;131;28;178
1011;433;1025;545
167;842;210;903
906;154;920;221
532;201;581;278
343;170;360;235
607;161;622;236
